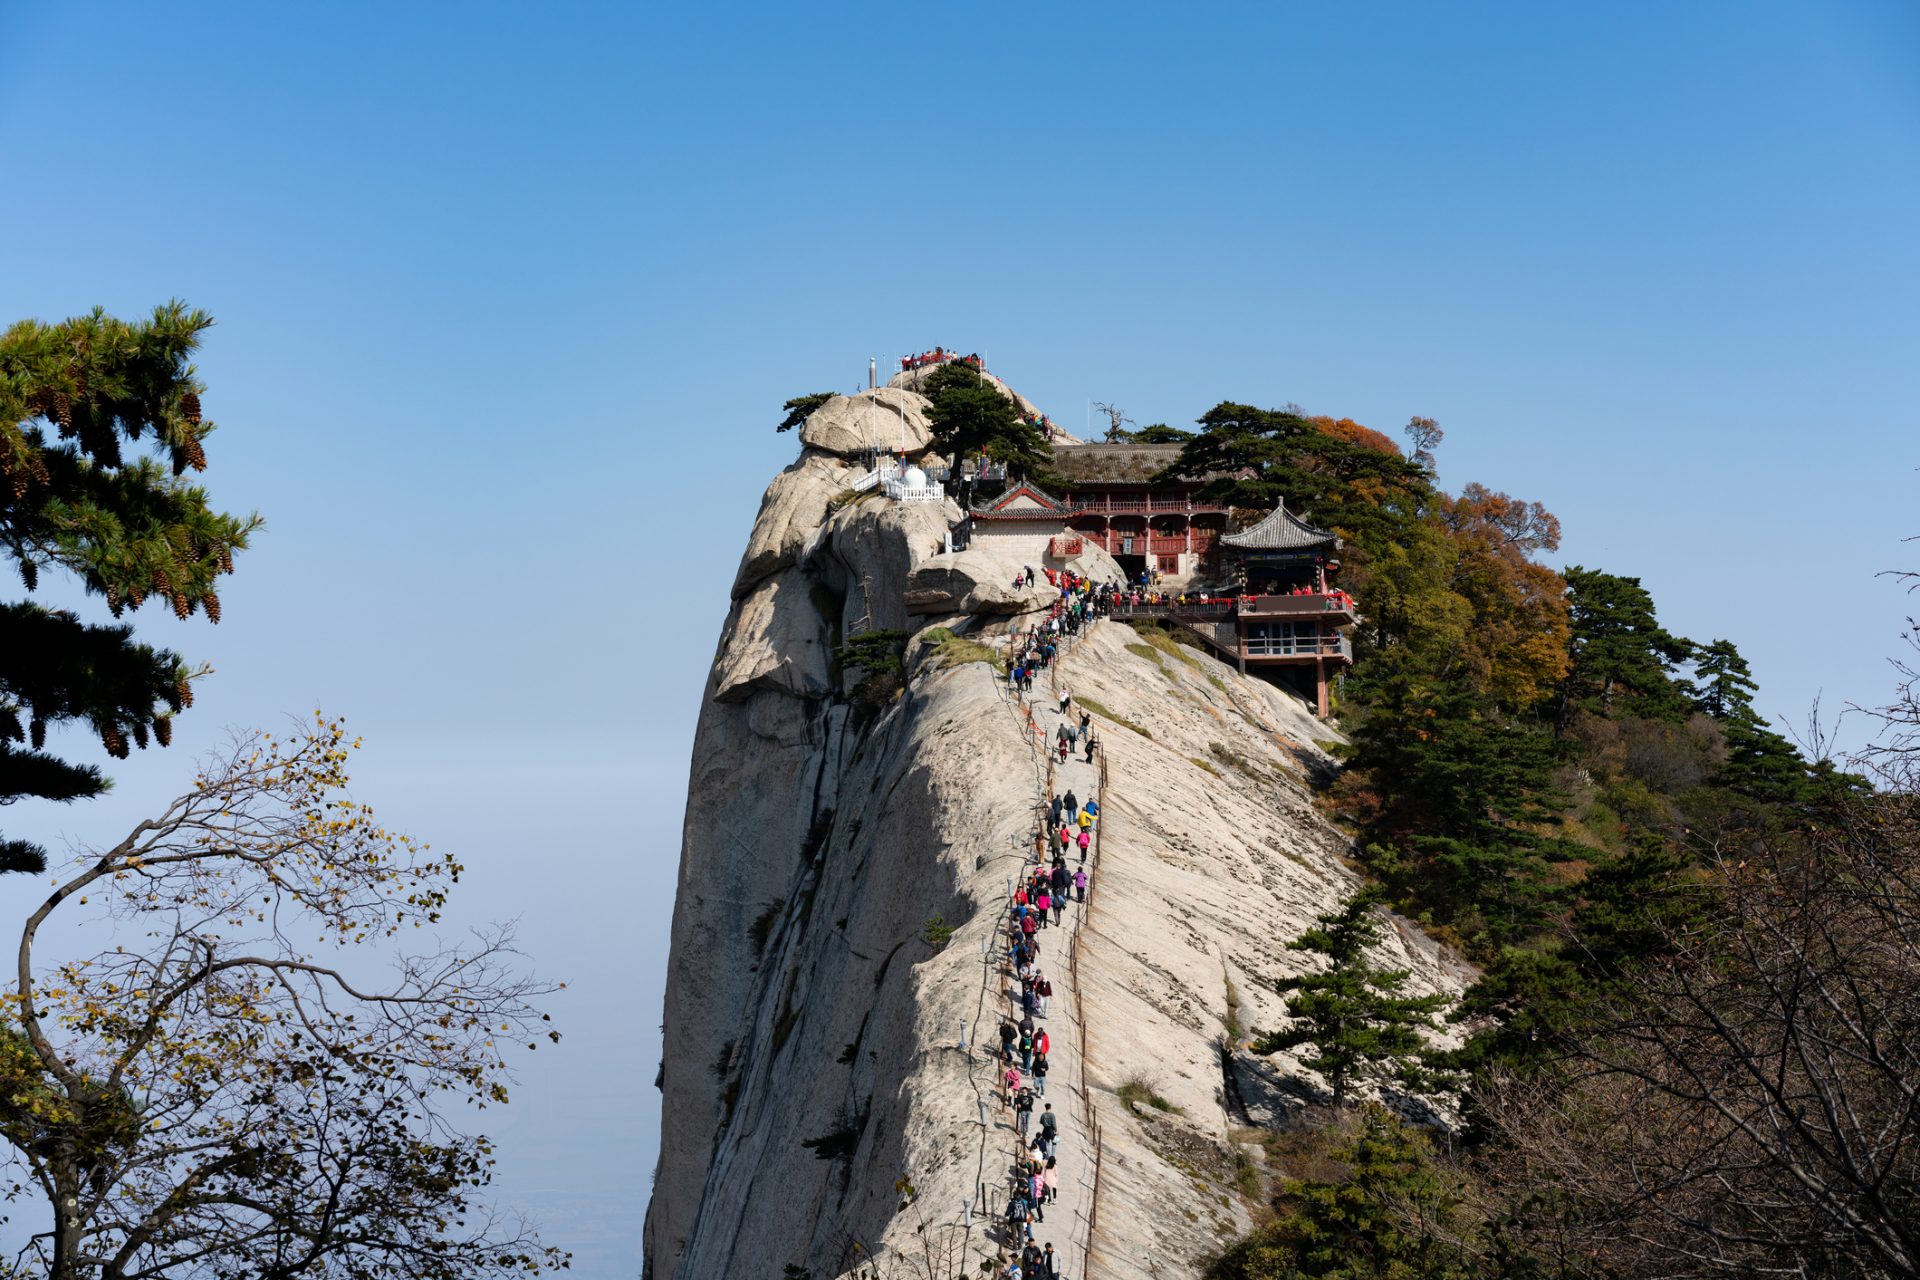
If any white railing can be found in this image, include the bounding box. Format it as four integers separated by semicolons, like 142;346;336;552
882;479;944;502
848;469;882;493
1243;633;1353;659
870;457;944;503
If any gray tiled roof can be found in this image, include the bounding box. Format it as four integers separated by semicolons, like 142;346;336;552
1220;500;1338;551
968;482;1074;517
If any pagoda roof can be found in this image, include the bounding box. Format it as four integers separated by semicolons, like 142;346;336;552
968;482;1074;519
1220;499;1339;551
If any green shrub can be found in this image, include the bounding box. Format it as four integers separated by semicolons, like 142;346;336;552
921;915;956;949
1117;1077;1182;1115
748;902;781;960
921;627;1003;671
1125;620;1203;668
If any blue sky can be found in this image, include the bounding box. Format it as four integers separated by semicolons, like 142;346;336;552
2;2;1917;1275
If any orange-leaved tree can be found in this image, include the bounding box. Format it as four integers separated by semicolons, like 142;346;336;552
1438;483;1571;711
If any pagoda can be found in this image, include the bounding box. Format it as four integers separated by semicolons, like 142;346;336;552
1218;501;1357;718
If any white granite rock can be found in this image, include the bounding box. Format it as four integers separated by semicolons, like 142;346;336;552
799;387;933;457
904;548;1057;615
732;451;859;599
711;567;835;703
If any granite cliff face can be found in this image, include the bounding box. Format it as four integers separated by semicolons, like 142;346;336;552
644;391;1460;1279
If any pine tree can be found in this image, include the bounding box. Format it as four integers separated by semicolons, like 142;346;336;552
1208;1105;1478;1280
775;392;835;433
1555;567;1692;728
0;303;259;873
1683;637;1812;803
920;362;1054;480
1349;681;1572;950
1154;401;1430;557
1255;890;1453;1108
1454;837;1701;1075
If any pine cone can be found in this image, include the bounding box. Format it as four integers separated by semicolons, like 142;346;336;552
203;591;221;624
172;593;190;620
30;718;45;750
18;559;35;592
218;545;234;574
100;723;127;759
177;678;194;709
52;392;72;432
184;437;207;471
153;715;172;747
131;720;150;751
180;390;201;423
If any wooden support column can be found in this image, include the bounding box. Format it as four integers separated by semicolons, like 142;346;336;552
1315;656;1329;719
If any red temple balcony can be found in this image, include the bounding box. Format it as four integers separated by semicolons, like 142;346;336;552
1238;593;1358;624
1242;631;1354;663
1067;494;1228;515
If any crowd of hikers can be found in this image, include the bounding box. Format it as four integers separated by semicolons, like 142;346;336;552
1005;569;1122;766
981;583;1106;1280
1018;409;1065;441
899;347;985;372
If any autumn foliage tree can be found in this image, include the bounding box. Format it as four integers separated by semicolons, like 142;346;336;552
1436;484;1570;711
0;716;565;1280
0;303;259;874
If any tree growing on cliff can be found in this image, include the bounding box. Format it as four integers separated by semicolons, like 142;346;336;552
921;363;1053;480
1254;891;1452;1109
777;392;837;432
0;303;260;874
1484;790;1920;1278
0;716;566;1279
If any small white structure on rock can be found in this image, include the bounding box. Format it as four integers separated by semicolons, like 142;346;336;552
877;459;943;503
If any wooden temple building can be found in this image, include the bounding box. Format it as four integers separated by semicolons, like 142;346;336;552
1049;443;1228;581
950;441;1357;717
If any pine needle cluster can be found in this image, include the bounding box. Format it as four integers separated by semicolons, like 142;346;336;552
0;302;260;872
